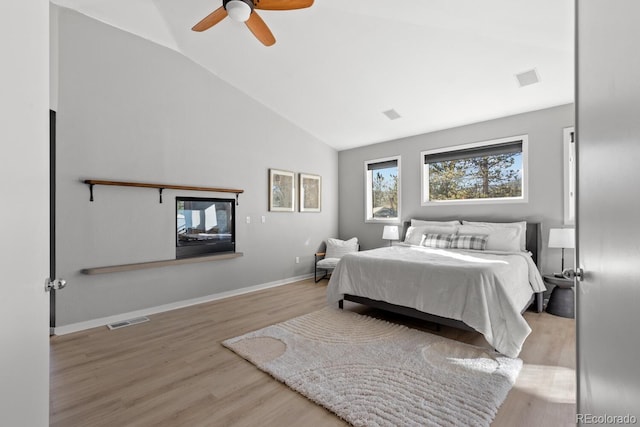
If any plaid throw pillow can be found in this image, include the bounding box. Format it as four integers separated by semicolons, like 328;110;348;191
422;233;455;249
450;234;488;250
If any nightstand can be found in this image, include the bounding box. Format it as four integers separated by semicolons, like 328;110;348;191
544;275;575;318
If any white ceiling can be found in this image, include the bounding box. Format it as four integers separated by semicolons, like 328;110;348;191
50;0;574;151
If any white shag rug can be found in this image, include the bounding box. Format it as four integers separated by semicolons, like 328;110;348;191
222;308;522;427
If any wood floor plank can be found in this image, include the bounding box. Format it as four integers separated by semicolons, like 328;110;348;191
50;279;575;426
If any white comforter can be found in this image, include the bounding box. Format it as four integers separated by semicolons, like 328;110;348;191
326;245;545;358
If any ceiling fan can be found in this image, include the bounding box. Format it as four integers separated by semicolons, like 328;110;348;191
192;0;314;46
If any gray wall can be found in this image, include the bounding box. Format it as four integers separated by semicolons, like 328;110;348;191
577;0;640;418
54;8;338;326
339;104;574;275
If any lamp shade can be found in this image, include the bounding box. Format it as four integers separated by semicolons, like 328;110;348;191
382;225;400;241
548;228;575;249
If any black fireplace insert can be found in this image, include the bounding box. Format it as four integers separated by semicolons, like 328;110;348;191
176;197;235;258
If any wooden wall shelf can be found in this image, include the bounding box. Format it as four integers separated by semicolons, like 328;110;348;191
81;252;244;275
83;179;244;204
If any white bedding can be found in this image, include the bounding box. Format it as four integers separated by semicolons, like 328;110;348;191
326;245;545;358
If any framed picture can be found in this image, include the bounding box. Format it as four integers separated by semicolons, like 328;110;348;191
269;169;295;212
299;173;321;212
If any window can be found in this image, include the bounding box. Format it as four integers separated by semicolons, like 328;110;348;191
421;135;528;205
563;127;575;225
365;156;401;223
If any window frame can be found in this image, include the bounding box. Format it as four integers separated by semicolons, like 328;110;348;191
364;155;401;224
420;135;529;206
563;127;576;225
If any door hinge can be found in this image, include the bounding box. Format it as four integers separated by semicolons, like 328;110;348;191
45;278;67;292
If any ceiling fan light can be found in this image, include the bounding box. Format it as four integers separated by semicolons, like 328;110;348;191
226;0;252;22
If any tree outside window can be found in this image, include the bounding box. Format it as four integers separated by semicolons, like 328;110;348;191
429;153;522;201
365;156;401;222
372;168;398;218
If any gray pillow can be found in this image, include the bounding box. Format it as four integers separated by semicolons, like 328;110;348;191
422;233;455;248
450;234;489;250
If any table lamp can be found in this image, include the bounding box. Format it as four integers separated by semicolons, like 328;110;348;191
382;225;400;246
548;228;575;276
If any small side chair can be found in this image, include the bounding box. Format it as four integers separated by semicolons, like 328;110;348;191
314;237;359;283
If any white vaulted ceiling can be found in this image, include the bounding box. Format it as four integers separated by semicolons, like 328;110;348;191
50;0;574;150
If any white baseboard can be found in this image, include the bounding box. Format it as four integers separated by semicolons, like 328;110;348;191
53;273;314;335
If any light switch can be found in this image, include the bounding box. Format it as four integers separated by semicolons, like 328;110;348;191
246;216;251;224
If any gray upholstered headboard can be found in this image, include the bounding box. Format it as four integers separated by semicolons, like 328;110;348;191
401;220;541;266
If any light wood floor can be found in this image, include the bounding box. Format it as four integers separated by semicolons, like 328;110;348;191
50;279;576;426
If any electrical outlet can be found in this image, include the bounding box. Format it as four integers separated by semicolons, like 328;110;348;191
261;215;266;223
295;257;300;264
246;216;251;224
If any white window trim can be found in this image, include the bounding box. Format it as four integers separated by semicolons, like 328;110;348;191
563;127;576;225
420;134;529;206
364;155;401;224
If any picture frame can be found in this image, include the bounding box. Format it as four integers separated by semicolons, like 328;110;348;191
299;173;321;212
269;169;295;212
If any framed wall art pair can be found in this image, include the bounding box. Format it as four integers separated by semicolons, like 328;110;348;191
269;169;321;212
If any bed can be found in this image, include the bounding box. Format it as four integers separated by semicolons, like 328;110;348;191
326;220;545;358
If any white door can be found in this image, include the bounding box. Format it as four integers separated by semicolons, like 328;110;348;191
0;1;50;425
577;0;640;419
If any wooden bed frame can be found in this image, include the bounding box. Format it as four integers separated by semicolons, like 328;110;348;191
338;221;544;332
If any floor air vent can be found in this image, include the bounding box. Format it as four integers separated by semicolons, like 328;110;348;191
107;316;150;330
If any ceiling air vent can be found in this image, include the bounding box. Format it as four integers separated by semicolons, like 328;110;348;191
382;109;401;120
515;69;540;87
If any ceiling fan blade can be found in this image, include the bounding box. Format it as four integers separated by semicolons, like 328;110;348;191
192;7;228;32
245;11;276;46
253;0;313;11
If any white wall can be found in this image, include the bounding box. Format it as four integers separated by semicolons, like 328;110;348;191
338;104;575;275
53;7;338;327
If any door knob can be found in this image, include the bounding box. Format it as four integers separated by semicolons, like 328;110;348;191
562;268;584;281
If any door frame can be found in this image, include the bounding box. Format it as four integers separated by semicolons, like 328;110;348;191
50;109;57;332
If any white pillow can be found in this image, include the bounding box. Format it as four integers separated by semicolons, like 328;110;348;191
404;225;459;246
411;219;461;227
462;221;527;251
325;237;359;259
457;225;521;252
